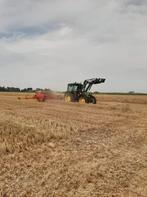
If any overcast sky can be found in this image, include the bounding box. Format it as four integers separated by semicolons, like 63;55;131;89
0;0;147;92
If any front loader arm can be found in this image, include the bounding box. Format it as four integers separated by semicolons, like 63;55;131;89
83;78;106;92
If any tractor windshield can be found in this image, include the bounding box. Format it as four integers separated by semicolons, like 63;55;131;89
67;84;83;92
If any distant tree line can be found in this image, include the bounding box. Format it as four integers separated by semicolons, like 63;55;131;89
0;86;21;92
0;86;51;92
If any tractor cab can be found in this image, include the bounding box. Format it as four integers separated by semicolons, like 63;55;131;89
67;83;83;93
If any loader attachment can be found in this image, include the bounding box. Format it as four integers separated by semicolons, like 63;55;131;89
83;78;106;92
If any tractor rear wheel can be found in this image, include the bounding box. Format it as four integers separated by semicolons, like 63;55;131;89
64;94;72;102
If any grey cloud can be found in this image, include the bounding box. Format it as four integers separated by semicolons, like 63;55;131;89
125;0;147;6
122;0;147;14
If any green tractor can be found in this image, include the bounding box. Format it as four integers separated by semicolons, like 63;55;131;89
64;78;105;104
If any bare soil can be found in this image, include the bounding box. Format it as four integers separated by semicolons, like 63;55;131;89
0;93;147;197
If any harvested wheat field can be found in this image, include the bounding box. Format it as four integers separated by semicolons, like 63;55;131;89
0;93;147;197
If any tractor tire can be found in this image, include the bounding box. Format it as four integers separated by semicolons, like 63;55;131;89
64;94;73;102
90;96;97;104
79;97;87;104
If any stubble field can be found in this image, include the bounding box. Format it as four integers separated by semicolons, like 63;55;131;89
0;93;147;197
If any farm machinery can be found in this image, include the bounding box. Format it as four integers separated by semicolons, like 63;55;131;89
64;78;106;104
18;91;52;102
